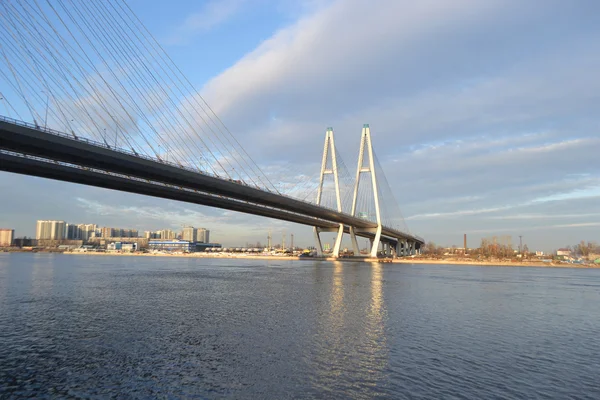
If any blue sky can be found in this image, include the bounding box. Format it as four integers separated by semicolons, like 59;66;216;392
1;0;599;251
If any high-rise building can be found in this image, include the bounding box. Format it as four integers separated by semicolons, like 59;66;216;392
196;228;210;243
123;229;138;238
81;224;97;241
0;229;14;246
36;220;66;240
101;227;114;238
157;229;175;240
36;220;51;240
182;226;197;242
66;224;80;240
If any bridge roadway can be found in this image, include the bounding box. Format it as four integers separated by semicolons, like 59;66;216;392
0;117;424;247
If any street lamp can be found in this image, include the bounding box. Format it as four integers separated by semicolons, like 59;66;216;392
0;95;5;117
108;114;119;149
69;119;78;139
41;90;49;128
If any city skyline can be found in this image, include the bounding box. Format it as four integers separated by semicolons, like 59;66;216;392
3;216;596;253
1;0;599;250
27;219;211;243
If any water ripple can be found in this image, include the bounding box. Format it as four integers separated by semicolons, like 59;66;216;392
0;254;599;398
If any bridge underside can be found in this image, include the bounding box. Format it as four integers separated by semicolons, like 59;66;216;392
0;119;423;253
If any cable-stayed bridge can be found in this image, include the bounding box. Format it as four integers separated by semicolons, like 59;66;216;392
0;0;423;257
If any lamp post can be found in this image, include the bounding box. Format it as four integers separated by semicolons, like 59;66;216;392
0;95;6;117
107;114;119;149
41;90;49;128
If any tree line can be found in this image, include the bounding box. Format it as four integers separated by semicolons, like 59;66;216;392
421;239;599;259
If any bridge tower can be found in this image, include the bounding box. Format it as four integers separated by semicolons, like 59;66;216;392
314;127;345;257
350;124;382;258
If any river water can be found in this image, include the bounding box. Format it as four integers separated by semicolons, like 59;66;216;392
0;253;599;399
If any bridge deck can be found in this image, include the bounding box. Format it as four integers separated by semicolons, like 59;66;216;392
0;117;424;245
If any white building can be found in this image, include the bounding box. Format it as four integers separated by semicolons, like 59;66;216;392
80;224;97;241
36;220;66;240
157;229;176;240
182;226;197;242
196;228;210;243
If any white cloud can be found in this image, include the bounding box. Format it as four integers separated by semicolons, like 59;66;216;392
201;0;509;118
167;0;248;44
3;0;600;251
185;0;600;249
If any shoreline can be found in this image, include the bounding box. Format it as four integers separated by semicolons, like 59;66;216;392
48;251;600;268
391;258;599;268
3;250;597;268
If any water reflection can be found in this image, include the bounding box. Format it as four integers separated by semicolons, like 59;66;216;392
330;261;345;325
362;263;388;379
30;254;55;297
2;256;600;398
309;262;390;395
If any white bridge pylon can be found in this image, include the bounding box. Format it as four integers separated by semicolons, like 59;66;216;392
314;124;396;258
314;127;344;257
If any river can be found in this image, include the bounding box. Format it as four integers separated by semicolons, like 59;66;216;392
1;253;599;398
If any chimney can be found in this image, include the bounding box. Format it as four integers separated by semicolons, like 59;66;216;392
464;234;467;254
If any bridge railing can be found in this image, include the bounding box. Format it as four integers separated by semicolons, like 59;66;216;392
0;115;227;180
1;115;423;243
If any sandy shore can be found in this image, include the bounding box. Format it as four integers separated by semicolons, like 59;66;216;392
391;258;599;268
59;251;600;268
64;251;299;261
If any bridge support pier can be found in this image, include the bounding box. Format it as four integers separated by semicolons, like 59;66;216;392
314;224;344;257
407;241;414;256
351;124;384;259
314;128;346;258
400;239;408;256
313;227;324;257
350;227;360;256
313;124;423;259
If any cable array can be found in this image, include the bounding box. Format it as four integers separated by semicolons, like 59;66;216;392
0;0;276;191
349;132;411;234
0;1;412;235
373;152;410;234
308;146;355;212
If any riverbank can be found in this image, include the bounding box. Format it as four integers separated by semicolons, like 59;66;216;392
62;251;299;261
392;258;599;268
54;251;600;268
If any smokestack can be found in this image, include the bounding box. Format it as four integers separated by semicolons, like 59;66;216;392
464;234;467;254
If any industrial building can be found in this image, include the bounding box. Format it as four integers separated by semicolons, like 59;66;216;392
148;240;194;252
148;240;219;253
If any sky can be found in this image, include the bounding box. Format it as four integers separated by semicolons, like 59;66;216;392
1;0;599;251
